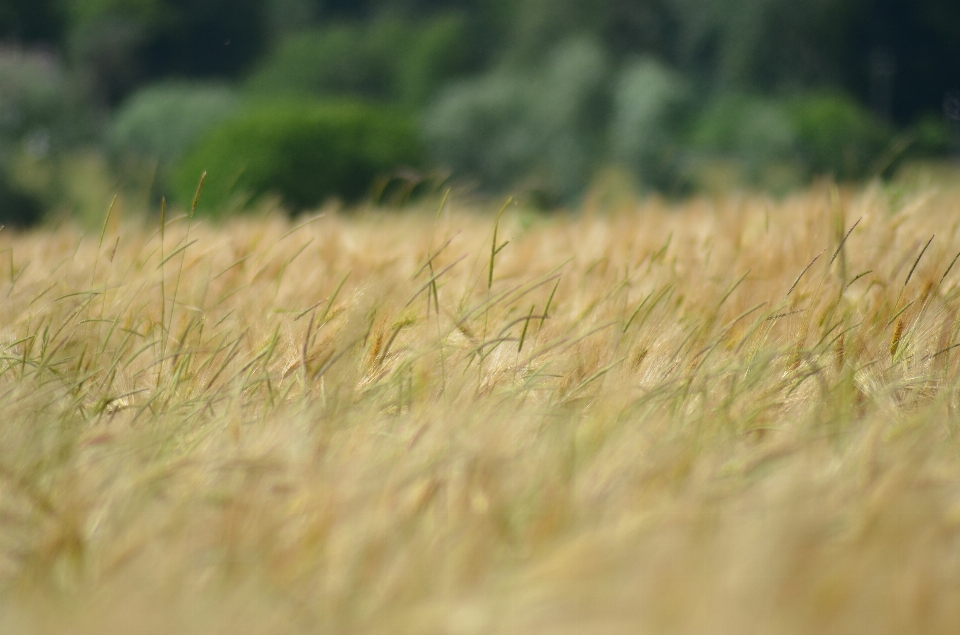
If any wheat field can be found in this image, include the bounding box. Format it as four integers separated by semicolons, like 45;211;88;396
2;182;960;634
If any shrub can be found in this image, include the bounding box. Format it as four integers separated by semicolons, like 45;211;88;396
688;93;797;187
787;93;893;180
690;94;795;159
689;91;895;184
907;114;956;158
175;100;423;214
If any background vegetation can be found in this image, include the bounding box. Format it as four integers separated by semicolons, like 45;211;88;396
0;0;958;221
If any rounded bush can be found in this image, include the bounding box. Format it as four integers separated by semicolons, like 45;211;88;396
690;92;894;184
688;93;798;187
907;114;956;157
691;94;795;161
787;93;893;180
175;101;423;214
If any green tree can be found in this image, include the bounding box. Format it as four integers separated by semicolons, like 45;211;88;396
62;0;268;103
424;36;610;198
247;15;479;107
0;0;64;42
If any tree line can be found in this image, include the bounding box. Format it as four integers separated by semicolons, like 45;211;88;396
3;0;956;123
0;0;957;220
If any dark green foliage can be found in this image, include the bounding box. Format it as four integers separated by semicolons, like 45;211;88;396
0;0;64;42
397;15;479;106
246;23;398;102
176;101;423;214
246;15;478;107
264;0;317;35
0;171;43;228
63;0;267;104
907;114;956;158
8;0;959;206
788;93;893;180
152;0;267;77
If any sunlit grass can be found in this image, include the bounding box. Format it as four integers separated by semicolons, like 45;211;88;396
2;181;960;634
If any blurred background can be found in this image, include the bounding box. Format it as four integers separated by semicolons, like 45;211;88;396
0;0;958;223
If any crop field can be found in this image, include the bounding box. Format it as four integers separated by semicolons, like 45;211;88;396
3;182;960;634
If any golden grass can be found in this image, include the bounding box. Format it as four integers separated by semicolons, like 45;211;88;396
3;182;960;634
